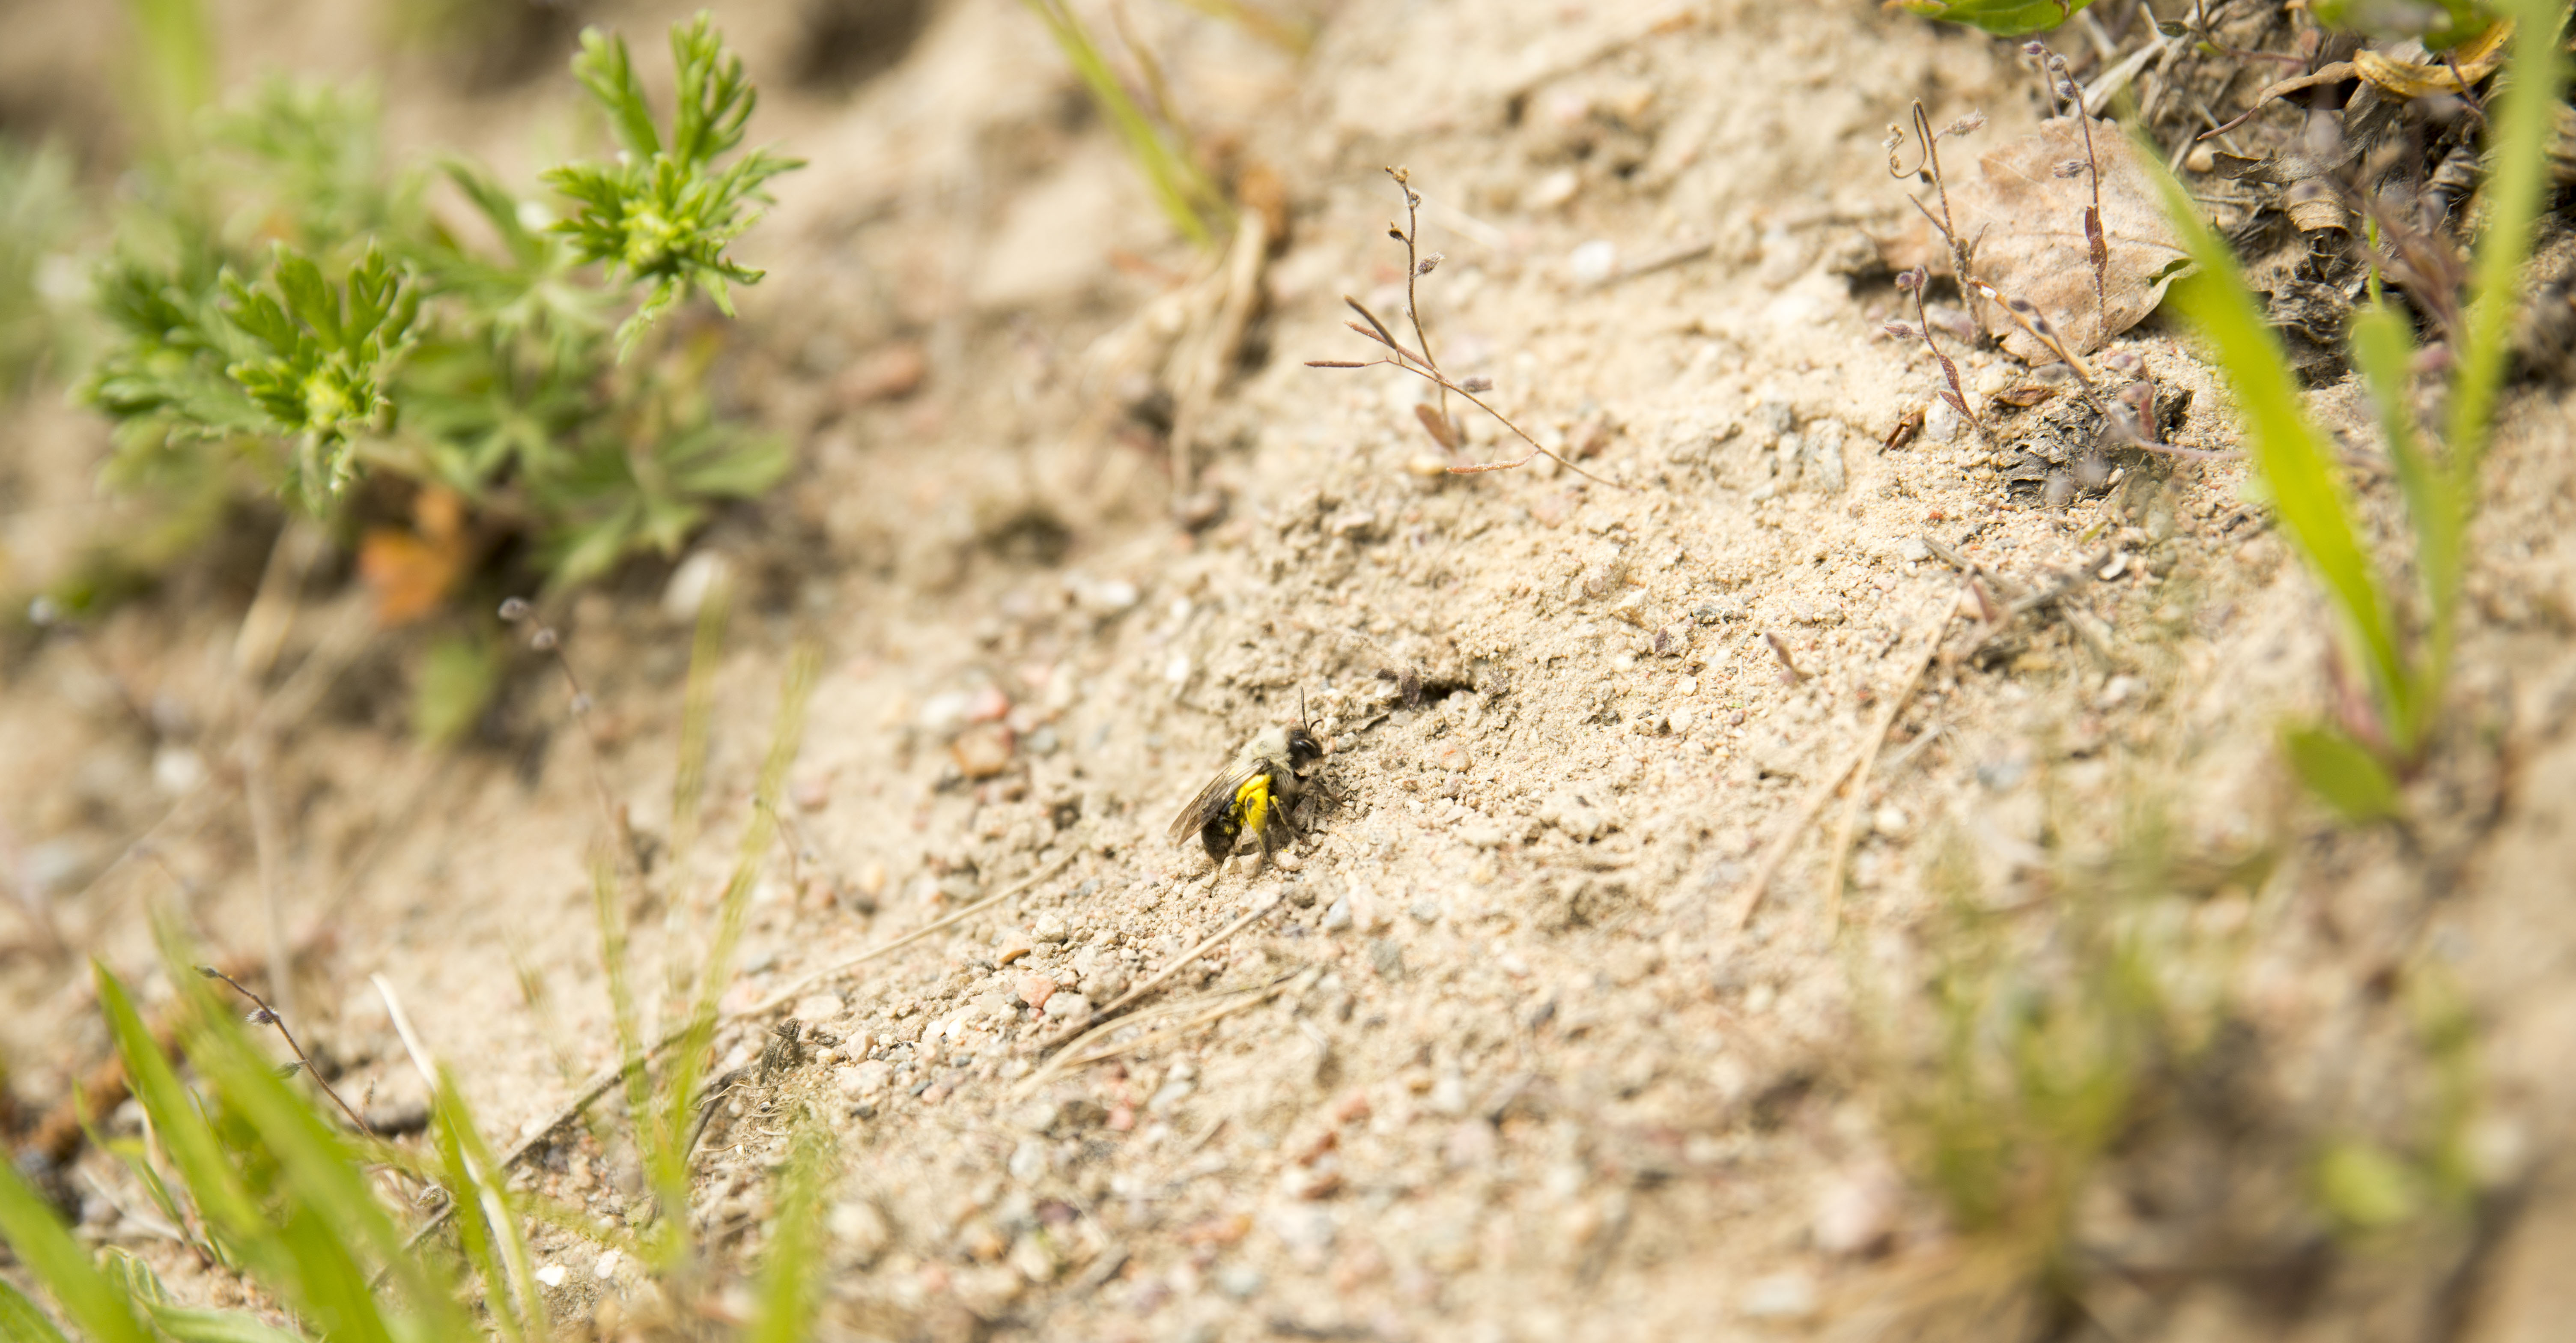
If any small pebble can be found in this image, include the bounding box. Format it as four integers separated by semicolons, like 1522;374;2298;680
996;936;1034;966
1408;901;1441;925
791;773;831;812
1740;1271;1818;1321
1321;898;1353;932
593;1249;620;1280
1016;973;1056;1009
1032;913;1070;943
1044;992;1091;1021
792;993;845;1024
534;1264;567;1288
951;724;1016;779
1216;1265;1267;1299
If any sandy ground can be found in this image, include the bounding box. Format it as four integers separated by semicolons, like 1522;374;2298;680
5;1;2576;1340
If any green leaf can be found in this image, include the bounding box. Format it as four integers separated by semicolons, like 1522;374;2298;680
95;965;267;1259
567;26;660;158
145;1304;312;1343
2141;135;2415;744
748;1122;835;1343
0;1276;75;1343
412;634;499;746
2283;725;2403;823
1887;0;2093;36
2446;0;2563;466
2313;0;2498;51
0;1139;153;1343
2315;1138;2422;1230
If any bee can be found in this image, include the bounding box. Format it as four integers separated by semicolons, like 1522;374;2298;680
1167;701;1328;871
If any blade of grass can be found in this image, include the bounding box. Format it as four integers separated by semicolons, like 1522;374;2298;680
2141;135;2415;743
0;1161;152;1343
0;1277;75;1343
670;574;731;863
747;1119;834;1343
1021;0;1227;248
2445;0;2565;468
653;644;818;1207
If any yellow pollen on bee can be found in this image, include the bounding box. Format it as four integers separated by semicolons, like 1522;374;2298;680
1232;773;1272;834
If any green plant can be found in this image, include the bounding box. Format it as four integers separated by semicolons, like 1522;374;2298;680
0;633;826;1334
0;140;85;394
1888;0;2096;36
2142;0;2563;818
0;944;493;1340
76;11;797;601
1022;0;1231;248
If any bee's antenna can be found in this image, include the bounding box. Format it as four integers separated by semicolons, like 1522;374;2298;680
1300;685;1311;729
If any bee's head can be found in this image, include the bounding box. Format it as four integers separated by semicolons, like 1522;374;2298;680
1284;724;1323;768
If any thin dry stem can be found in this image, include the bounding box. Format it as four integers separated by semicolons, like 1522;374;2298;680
1015;969;1301;1097
201;966;373;1137
1088;890;1285;1020
1736;593;1959;932
1819;600;1960;940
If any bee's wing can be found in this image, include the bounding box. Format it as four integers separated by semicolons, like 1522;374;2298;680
1167;761;1264;845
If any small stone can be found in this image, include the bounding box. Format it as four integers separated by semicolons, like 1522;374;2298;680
966;685;1012;723
1008;1139;1049;1184
792;993;845;1024
1016;973;1056;1009
1369;939;1405;980
1044;992;1091;1022
1897;535;1931;563
1328;1089;1373;1124
951;724;1016;779
841;1061;891;1098
1740;1271;1818;1320
1527;167;1580;209
534;1264;567;1288
662;551;732;623
1215;1264;1267;1299
791;773;831;812
1434;741;1473;772
1149;1077;1196;1112
1813;1165;1902;1258
593;1249;621;1280
1032;913;1070;943
1668;705;1695;734
835;342;928;405
996;937;1034;967
1073;576;1139;616
1408;901;1441;925
1321;898;1353;932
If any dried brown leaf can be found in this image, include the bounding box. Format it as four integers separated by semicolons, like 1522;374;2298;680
1885;116;2189;363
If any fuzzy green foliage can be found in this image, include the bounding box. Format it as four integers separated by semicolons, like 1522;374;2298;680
1888;0;2095;37
0;141;84;394
2314;0;2499;51
0;947;488;1340
2141;0;2563;817
544;14;803;358
75;12;794;594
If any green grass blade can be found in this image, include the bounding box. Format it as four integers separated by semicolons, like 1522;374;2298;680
432;1066;547;1341
2142;138;2413;738
0;1276;75;1343
657;645;818;1199
0;1163;151;1343
747;1120;835;1343
144;1304;311;1343
2445;0;2566;468
670;573;732;863
2348;300;2460;740
2283;725;2403;823
94;966;266;1259
1020;0;1225;248
426;1084;515;1341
